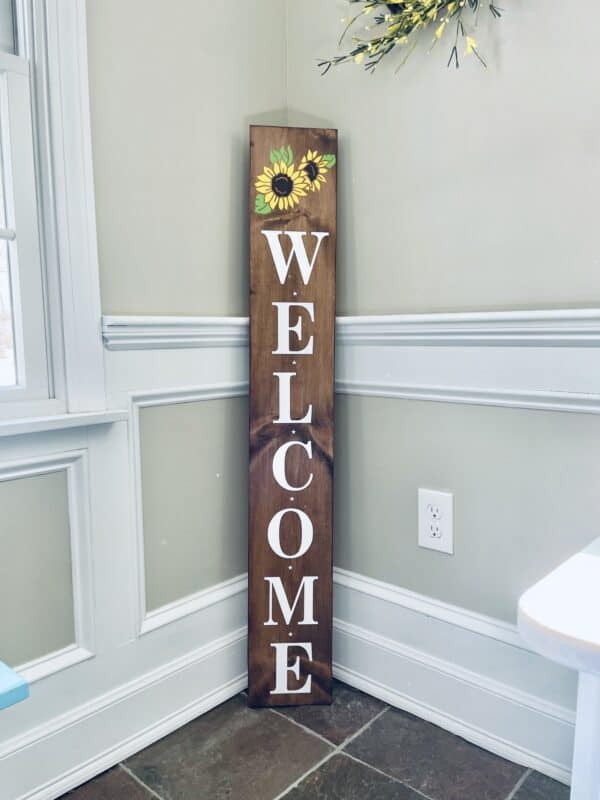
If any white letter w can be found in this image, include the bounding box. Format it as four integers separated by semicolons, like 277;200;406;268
261;231;329;285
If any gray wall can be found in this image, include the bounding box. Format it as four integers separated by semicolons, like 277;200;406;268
139;398;248;611
335;396;600;622
87;0;287;316
0;471;74;667
287;0;600;314
86;2;600;625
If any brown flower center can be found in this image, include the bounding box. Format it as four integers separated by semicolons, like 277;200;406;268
304;161;319;182
272;174;294;197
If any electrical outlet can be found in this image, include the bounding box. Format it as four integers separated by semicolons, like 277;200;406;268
418;488;453;554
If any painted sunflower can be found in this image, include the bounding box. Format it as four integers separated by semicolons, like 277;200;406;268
298;150;336;192
255;161;308;212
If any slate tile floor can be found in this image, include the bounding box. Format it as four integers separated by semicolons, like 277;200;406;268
62;681;569;800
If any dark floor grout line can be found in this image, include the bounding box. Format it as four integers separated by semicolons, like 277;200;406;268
504;768;532;800
272;707;390;800
338;706;389;750
268;707;336;747
272;749;337;800
340;751;437;800
119;763;165;800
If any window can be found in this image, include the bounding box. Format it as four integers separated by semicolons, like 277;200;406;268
0;0;49;414
0;1;106;423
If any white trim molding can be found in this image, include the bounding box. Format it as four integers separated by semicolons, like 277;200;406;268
102;309;600;350
0;409;128;438
17;643;93;685
332;569;576;786
1;450;95;683
17;0;106;414
101;311;600;415
334;382;600;415
336;309;600;347
129;383;248;634
0;627;247;799
333;567;524;649
103;316;249;350
141;574;248;636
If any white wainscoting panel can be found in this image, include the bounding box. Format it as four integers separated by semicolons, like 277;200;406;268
0;449;95;683
2;309;591;799
128;384;248;634
0;628;246;800
332;568;575;786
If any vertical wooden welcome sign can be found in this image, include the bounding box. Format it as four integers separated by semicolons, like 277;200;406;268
248;125;337;706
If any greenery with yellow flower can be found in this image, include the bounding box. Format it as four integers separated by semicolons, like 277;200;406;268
319;0;503;74
255;146;336;215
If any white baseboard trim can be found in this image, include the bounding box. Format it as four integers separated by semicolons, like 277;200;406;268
332;571;575;787
0;628;247;800
29;674;247;800
333;660;571;786
2;568;577;797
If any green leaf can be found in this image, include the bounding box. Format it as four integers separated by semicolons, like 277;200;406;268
255;194;272;215
285;145;293;165
323;154;336;168
269;148;282;165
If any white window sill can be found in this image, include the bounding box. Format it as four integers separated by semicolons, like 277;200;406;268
0;409;128;438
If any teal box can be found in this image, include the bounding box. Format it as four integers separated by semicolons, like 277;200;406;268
0;661;29;710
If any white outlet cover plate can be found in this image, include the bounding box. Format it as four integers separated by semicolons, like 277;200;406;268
418;488;454;555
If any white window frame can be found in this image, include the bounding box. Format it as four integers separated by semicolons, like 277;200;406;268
0;48;49;408
0;0;106;422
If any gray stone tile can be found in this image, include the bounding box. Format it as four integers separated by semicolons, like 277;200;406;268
345;708;526;800
513;771;570;800
285;754;421;799
125;694;332;800
278;680;386;744
62;767;154;799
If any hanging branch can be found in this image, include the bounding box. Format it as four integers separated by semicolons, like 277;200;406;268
318;0;503;75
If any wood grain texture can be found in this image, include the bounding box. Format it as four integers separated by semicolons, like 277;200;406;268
248;125;337;707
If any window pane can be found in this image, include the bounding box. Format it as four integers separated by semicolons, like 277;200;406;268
0;0;14;55
0;238;15;386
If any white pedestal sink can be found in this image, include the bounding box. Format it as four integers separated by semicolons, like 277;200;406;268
518;537;600;800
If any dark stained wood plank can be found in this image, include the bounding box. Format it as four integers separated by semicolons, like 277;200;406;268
248;125;337;707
